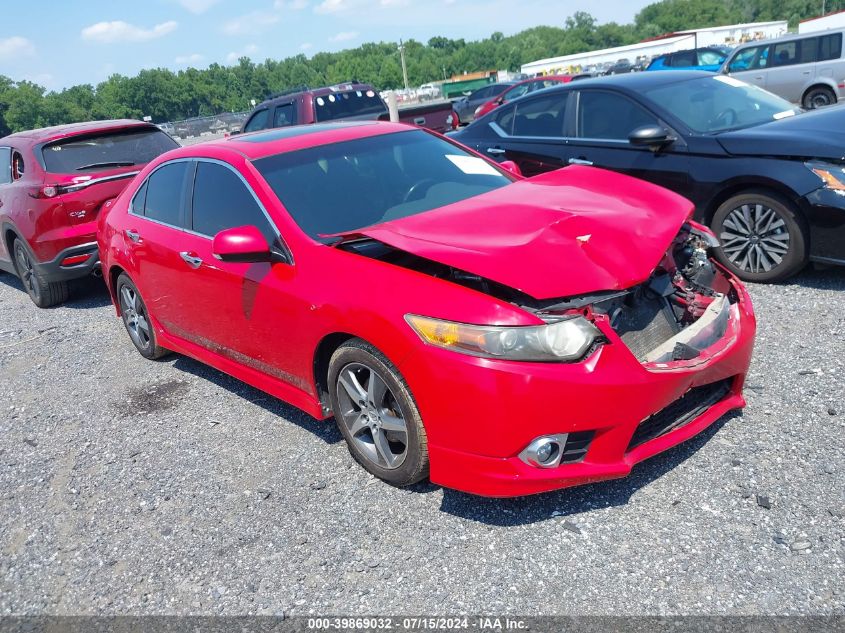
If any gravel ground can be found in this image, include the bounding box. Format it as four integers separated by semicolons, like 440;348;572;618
0;266;843;616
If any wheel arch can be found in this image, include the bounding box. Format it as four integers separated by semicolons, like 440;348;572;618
701;179;806;228
313;332;358;415
107;264;126;314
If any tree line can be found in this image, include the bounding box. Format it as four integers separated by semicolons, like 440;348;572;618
0;0;836;135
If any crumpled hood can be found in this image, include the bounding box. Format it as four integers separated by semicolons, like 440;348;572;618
349;166;694;299
717;106;845;160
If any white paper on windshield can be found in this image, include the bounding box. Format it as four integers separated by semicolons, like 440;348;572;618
773;110;796;120
445;154;501;176
713;75;747;88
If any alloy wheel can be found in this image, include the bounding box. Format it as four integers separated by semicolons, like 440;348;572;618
14;243;41;304
336;362;409;470
119;284;152;351
719;202;790;275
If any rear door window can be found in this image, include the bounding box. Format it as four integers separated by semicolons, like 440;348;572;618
670;51;697;67
819;33;843;61
190;161;277;243
40;128;177;174
512;93;569;137
142;161;190;227
0;147;11;185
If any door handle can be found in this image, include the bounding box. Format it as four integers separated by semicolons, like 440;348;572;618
486;147;506;155
179;251;202;268
413;117;426;125
568;157;593;166
124;229;140;243
179;252;203;269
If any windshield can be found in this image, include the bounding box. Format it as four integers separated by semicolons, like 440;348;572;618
314;90;387;122
253;129;514;240
643;75;800;133
41;128;178;174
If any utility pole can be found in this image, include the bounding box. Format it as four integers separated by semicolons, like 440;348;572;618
398;39;410;92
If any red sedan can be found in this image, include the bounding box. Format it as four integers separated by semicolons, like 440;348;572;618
0;120;178;306
98;121;755;497
474;75;572;120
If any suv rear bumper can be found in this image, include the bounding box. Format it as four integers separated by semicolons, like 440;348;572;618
32;241;100;282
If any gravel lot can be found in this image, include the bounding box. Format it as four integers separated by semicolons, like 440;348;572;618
0;265;843;616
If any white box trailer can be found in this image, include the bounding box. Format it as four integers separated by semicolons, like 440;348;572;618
800;10;845;33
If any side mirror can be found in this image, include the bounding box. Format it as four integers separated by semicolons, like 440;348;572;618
213;225;274;263
499;160;522;177
628;125;673;150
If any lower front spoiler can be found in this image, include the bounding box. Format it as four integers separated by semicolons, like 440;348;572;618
428;389;746;498
32;242;100;283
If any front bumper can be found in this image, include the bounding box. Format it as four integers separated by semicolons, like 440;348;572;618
400;277;756;497
803;188;845;265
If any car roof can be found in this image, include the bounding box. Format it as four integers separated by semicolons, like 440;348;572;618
168;120;415;162
732;28;844;50
548;69;713;91
1;119;155;145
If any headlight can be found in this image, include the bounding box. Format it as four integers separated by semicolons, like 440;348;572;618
405;314;601;362
807;161;845;191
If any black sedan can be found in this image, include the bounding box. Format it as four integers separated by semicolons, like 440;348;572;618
451;71;845;282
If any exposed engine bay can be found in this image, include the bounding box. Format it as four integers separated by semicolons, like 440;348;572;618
338;223;737;363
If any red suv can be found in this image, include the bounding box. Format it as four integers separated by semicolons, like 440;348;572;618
0;120;178;307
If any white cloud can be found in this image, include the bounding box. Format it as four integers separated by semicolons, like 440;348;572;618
315;0;348;13
275;0;308;7
300;42;313;50
329;31;358;42
0;36;36;61
380;0;409;6
226;44;258;64
222;11;280;35
81;20;178;43
177;0;220;13
175;53;205;65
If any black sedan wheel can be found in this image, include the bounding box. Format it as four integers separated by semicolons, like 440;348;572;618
711;191;807;283
13;239;69;308
328;339;429;487
116;273;169;360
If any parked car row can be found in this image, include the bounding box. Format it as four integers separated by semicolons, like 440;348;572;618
1;106;766;497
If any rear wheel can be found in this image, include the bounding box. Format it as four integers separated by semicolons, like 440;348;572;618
13;239;69;308
711;191;807;283
328;339;429;487
116;273;169;360
803;86;836;109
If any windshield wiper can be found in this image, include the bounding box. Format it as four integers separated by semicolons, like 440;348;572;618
75;161;136;171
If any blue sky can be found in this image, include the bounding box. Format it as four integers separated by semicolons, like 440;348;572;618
0;0;654;91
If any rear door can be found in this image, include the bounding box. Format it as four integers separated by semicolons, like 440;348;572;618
124;159;195;337
766;37;817;103
472;91;575;177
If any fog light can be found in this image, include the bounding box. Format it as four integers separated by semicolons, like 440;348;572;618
519;434;568;469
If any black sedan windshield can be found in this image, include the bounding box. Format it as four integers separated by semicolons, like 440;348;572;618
644;76;800;133
253;129;513;240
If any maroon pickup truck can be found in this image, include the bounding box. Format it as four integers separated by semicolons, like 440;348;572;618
239;82;459;135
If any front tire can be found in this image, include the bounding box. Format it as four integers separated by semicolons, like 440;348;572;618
711;191;808;283
115;273;169;360
328;339;429;487
13;239;69;308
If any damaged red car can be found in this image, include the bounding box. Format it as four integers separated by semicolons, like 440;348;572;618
98;121;756;497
